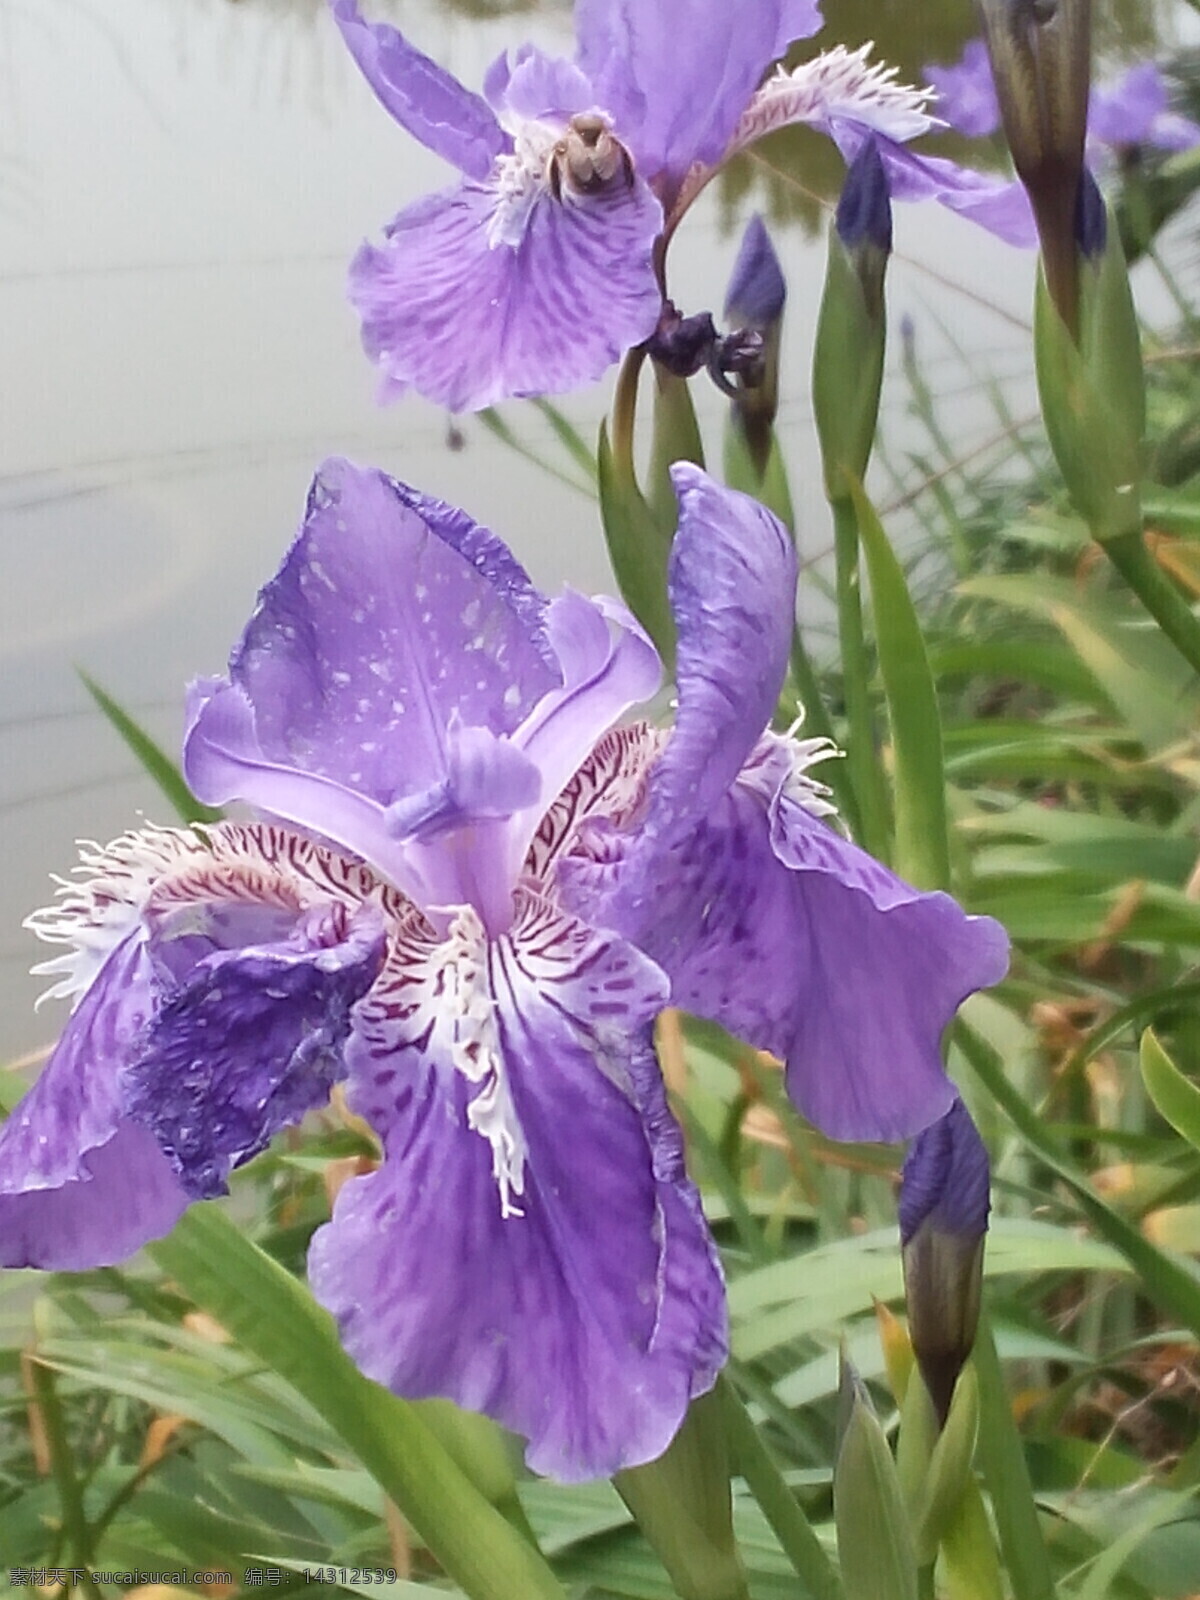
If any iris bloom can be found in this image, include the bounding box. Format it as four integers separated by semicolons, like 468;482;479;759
927;44;1200;160
333;0;1034;411
0;459;1007;1480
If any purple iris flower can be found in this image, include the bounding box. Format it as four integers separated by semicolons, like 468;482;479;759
0;459;1007;1480
927;43;1200;160
334;0;1035;412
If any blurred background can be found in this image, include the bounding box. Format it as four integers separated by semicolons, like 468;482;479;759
2;0;1197;1058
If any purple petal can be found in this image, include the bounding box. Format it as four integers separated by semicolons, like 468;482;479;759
0;937;187;1269
899;1097;990;1245
184;680;426;901
124;903;386;1200
643;466;795;840
774;1;824;54
513;591;661;827
308;893;726;1481
331;0;506;181
349;171;662;412
585;741;1008;1145
923;40;1001;139
189;459;559;820
483;44;595;124
855;133;1037;248
1090;64;1200;152
575;0;819;190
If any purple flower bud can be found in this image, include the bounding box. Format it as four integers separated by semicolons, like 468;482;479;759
900;1097;990;1425
978;0;1091;332
1074;165;1107;259
720;217;787;471
724;215;787;333
836;137;894;257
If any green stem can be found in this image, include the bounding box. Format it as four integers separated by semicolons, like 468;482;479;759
611;344;647;476
1101;528;1200;680
971;1320;1057;1600
831;496;890;860
27;1357;104;1600
719;1376;844;1600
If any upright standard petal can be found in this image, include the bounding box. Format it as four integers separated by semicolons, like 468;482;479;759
575;0;822;192
187;460;559;834
332;0;506;181
0;937;188;1269
308;891;726;1481
641;465;795;835
348;167;663;413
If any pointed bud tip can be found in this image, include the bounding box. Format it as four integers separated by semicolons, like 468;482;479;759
724;215;787;330
1075;166;1107;260
899;1097;990;1246
835;138;893;256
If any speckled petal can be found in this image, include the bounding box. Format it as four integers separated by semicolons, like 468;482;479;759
332;0;506;181
0;936;187;1269
349;170;662;412
186;459;560;835
124;903;386;1200
307;891;726;1481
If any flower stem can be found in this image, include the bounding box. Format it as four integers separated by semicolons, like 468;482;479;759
1101;527;1200;680
719;1376;845;1600
831;495;890;861
25;1353;104;1600
611;345;648;478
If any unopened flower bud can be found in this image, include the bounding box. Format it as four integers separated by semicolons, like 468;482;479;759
900;1098;990;1426
813;138;892;497
722;216;787;475
978;0;1091;331
835;137;893;319
1034;166;1144;542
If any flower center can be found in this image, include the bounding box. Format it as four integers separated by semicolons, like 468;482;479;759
547;113;634;200
432;907;528;1218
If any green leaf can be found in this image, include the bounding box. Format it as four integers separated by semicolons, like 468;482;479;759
79;671;221;825
615;1388;748;1600
971;1321;1056;1600
957;572;1200;750
834;1365;918;1600
959;1017;1200;1342
530;397;598;484
1140;1028;1200;1152
850;480;949;891
148;1206;565;1600
1069;1490;1196;1600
